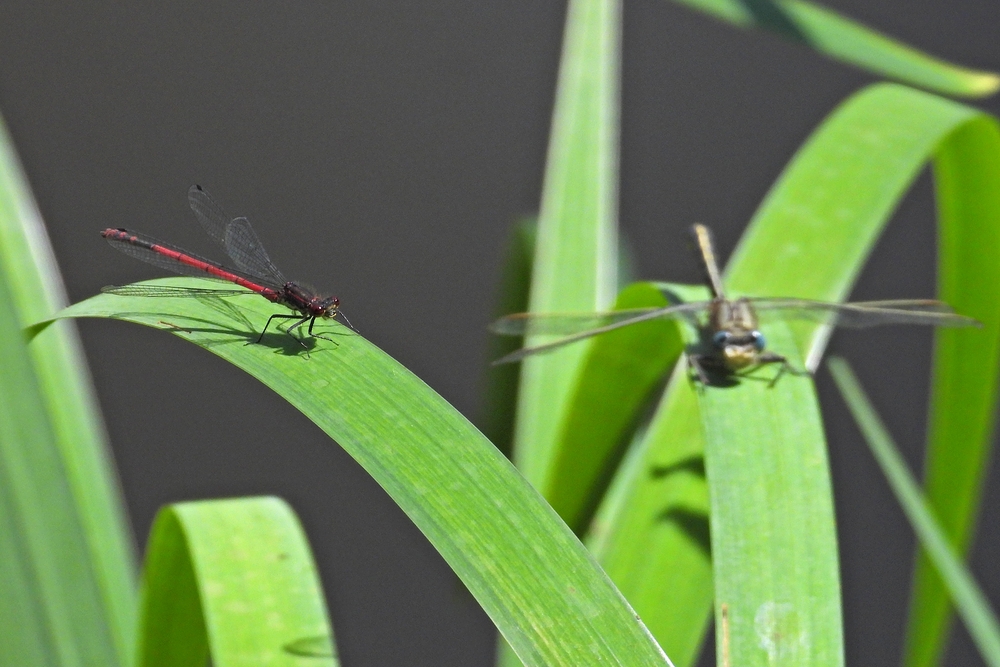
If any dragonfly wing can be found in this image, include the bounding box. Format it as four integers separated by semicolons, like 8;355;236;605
101;284;255;297
492;301;707;364
187;186;287;287
492;308;660;336
224;218;287;286
751;298;980;328
491;302;707;336
187;185;232;250
104;230;240;281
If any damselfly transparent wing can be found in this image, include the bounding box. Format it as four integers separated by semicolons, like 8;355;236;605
490;296;979;364
223;218;287;287
103;231;245;281
187;186;287;287
491;301;708;364
749;298;979;328
100;284;256;298
188;185;234;251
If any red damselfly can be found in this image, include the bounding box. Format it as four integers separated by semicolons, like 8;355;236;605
492;224;978;383
101;186;351;347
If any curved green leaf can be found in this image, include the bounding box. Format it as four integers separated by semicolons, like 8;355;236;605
137;496;337;667
0;242;121;667
576;83;1000;667
546;282;683;534
829;358;1000;667
589;358;712;667
699;324;843;667
912;112;1000;667
501;1;623;660
726;83;1000;667
480;218;536;458
513;0;621;490
671;0;999;98
0;117;135;666
44;281;671;667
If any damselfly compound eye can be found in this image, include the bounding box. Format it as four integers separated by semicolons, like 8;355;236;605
751;330;766;351
713;330;730;348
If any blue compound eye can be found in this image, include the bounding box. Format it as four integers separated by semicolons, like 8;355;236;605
751;330;766;351
712;330;730;348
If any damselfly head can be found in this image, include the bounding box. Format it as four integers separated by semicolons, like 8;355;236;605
722;344;759;370
713;329;766;351
714;328;767;370
321;296;340;317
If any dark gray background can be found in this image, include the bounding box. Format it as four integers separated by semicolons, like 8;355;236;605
1;2;998;665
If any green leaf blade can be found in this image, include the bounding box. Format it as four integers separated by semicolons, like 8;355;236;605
589;360;712;667
514;0;621;490
727;84;979;305
669;0;999;98
51;284;672;667
908;114;1000;667
724;83;1000;667
829;359;1000;667
480;218;536;458
0;246;123;667
0;116;135;667
546;282;684;533
137;496;337;667
699;326;842;667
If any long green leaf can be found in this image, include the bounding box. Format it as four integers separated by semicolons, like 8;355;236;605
513;0;620;490
480;218;536;458
909;112;1000;667
670;0;999;98
0;117;135;666
546;282;683;534
699;325;842;667
502;5;621;661
588;352;712;667
42;283;671;667
828;358;1000;667
582;279;843;667
726;83;1000;667
483;220;642;464
580;83;1000;666
0;243;116;667
137;496;337;667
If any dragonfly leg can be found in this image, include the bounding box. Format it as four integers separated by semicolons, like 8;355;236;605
254;313;303;345
751;352;809;387
767;359;788;387
306;317;341;346
283;315;315;348
687;354;712;385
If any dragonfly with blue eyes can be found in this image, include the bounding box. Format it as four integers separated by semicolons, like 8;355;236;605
491;224;979;383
